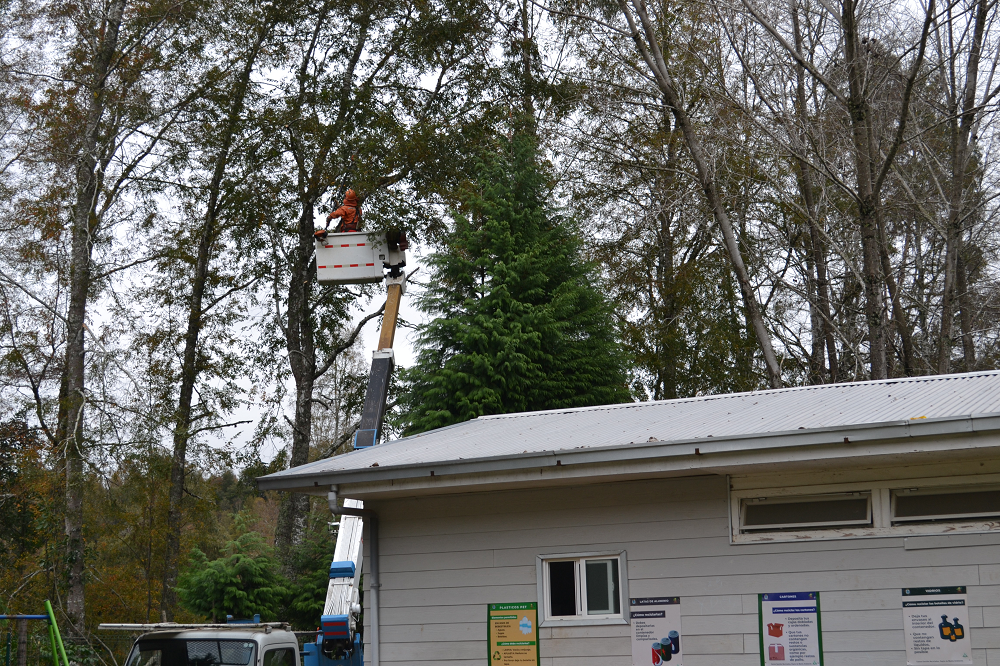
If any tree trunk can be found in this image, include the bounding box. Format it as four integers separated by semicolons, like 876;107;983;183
159;25;272;620
938;0;986;374
879;218;915;375
957;250;976;368
619;0;782;388
790;0;837;382
841;0;887;379
657;207;677;400
58;0;128;636
656;113;679;400
274;7;372;556
275;202;318;556
938;122;961;373
520;0;534;120
804;234;823;382
16;619;26;666
159;173;217;622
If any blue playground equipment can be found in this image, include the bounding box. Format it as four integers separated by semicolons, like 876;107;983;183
0;601;70;666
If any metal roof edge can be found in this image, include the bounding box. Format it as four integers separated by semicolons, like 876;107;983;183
257;447;561;490
257;416;480;481
474;370;1000;421
257;372;1000;485
255;412;1000;493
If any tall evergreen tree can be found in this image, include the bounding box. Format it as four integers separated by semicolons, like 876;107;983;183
401;128;630;435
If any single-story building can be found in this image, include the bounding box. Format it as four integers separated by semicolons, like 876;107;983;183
258;370;1000;666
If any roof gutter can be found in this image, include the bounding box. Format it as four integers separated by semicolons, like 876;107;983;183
257;413;1000;493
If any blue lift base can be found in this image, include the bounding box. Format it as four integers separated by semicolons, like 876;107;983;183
303;636;363;666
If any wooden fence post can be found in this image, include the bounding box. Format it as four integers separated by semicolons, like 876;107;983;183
16;619;26;666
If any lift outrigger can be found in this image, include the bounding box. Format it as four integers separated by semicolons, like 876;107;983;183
307;226;408;666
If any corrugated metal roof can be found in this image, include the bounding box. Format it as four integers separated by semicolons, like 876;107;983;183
260;370;1000;485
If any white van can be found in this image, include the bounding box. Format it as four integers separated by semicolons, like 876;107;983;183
110;624;300;666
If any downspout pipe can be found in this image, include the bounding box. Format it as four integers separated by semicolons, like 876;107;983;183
328;487;379;666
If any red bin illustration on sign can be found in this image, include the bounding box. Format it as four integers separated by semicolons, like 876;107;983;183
767;623;784;637
769;644;785;661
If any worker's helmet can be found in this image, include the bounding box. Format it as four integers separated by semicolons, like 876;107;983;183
344;189;358;206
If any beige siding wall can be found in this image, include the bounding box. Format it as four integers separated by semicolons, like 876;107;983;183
360;473;1000;666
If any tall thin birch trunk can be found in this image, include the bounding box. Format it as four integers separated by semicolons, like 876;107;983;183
58;0;128;636
791;0;838;382
938;0;987;373
618;0;783;388
276;6;368;554
840;0;888;379
159;22;273;619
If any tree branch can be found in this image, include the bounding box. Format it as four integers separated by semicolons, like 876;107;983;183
314;302;387;380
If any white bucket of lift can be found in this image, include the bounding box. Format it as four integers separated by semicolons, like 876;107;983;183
315;231;404;286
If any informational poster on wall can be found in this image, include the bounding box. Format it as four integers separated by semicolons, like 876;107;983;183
758;592;823;666
487;602;539;666
630;596;683;665
902;587;972;665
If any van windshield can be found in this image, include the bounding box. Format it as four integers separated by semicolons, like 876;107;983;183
125;640;256;666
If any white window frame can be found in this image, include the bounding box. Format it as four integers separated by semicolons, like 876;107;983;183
741;492;872;531
891;484;1000;523
535;550;629;627
730;473;1000;543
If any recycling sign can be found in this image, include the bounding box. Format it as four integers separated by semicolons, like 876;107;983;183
903;587;972;665
487;602;539;666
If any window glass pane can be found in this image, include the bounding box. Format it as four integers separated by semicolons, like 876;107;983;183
895;489;1000;521
127;640;255;666
185;642;220;666
215;644;255;666
126;645;164;666
743;497;869;530
586;561;610;614
585;559;619;615
262;649;294;666
548;560;577;616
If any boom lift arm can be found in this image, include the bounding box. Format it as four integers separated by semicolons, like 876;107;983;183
353;274;404;449
314;228;406;450
308;228;407;666
315;499;365;665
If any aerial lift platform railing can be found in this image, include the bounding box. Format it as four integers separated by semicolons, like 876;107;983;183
314;229;406;451
309;227;407;666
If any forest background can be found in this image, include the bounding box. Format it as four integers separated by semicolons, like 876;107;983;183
2;0;1000;658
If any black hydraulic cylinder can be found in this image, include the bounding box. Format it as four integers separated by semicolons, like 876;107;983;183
354;352;394;448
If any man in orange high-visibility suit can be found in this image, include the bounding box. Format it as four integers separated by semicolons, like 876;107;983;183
326;189;361;232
